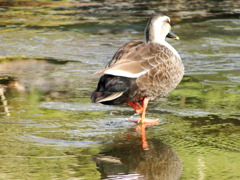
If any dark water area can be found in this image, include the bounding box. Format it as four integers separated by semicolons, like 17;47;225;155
0;0;240;179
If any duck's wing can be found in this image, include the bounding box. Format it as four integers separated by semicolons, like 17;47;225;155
106;41;144;67
136;54;184;96
94;41;175;78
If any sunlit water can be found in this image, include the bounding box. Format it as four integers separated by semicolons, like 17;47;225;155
0;1;240;180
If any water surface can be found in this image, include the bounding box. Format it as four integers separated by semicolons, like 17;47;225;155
0;1;239;180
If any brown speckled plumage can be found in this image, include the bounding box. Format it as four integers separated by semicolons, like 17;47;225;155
91;14;184;123
108;42;184;100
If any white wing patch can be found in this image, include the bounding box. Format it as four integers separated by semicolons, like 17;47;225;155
104;69;149;78
97;92;124;102
102;60;150;78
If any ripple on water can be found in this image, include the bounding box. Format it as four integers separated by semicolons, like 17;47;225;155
18;134;100;147
41;101;128;111
0;6;240;180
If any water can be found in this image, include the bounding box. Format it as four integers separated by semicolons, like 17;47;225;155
0;1;239;180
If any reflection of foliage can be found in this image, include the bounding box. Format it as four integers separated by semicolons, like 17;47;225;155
150;73;240;179
0;55;28;63
0;95;103;179
0;124;101;179
168;74;240;116
0;69;239;179
0;0;239;30
148;114;240;180
0;1;239;178
0;56;239;179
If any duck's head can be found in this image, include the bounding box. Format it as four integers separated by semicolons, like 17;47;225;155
145;13;179;43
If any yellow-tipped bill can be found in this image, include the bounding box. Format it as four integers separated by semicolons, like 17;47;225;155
167;31;180;40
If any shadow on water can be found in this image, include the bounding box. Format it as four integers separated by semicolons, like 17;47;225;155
94;125;182;180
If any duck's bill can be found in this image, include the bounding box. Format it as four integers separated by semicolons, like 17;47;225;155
166;31;180;40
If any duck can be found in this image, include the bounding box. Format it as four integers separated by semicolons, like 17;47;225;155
91;13;184;124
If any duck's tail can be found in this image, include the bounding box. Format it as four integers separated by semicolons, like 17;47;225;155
90;75;132;105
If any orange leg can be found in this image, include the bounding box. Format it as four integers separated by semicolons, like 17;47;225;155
127;102;143;114
128;98;159;124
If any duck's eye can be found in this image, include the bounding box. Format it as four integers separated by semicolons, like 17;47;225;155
164;18;170;23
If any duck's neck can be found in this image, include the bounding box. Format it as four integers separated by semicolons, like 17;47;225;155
145;23;181;59
145;21;165;44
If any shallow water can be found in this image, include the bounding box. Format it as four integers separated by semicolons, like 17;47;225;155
0;1;240;180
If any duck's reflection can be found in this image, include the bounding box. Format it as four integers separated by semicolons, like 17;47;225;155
94;125;182;180
136;123;154;151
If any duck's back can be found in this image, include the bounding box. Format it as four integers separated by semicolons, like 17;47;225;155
91;41;184;104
